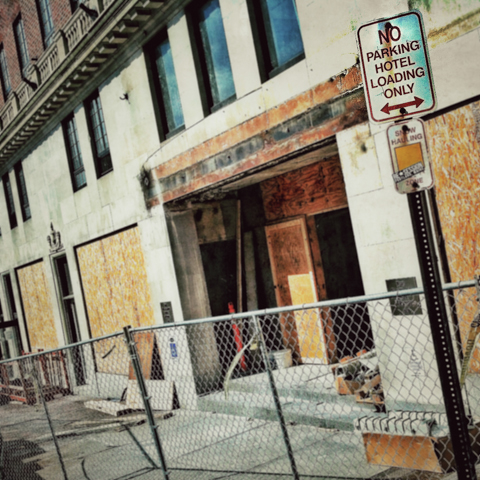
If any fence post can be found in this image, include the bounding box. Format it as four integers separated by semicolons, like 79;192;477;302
408;191;476;478
252;315;300;480
31;357;68;480
123;326;170;480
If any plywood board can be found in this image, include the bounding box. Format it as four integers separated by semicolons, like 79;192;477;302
77;227;155;375
363;433;444;473
17;262;58;351
288;273;328;363
128;332;155;380
425;101;480;372
261;155;348;222
265;218;315;358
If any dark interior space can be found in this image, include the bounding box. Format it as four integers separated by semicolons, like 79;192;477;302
315;208;374;358
200;240;239;375
239;184;283;351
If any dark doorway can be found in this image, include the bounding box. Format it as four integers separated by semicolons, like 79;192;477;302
315;208;374;358
200;240;239;376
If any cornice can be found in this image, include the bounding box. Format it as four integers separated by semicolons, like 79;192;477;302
0;0;187;173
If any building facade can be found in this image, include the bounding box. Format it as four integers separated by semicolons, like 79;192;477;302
0;0;479;401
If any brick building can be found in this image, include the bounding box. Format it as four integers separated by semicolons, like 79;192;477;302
0;0;479;404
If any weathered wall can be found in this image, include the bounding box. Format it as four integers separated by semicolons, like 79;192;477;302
0;49;183;353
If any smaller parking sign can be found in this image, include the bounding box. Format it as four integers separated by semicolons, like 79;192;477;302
387;118;434;194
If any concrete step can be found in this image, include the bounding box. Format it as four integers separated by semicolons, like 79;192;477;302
198;389;385;432
226;364;363;405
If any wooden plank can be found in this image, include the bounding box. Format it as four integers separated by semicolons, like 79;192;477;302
243;231;258;311
288;273;328;363
236;199;242;313
260;155;348;222
128;332;155;380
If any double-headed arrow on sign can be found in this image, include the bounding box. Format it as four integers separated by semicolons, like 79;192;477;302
381;96;425;115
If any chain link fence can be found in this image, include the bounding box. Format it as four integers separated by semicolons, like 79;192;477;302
0;280;479;479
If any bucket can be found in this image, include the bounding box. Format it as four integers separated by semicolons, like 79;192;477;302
270;349;292;370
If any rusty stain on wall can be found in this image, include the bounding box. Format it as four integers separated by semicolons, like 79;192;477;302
426;100;480;371
17;262;58;352
427;7;480;48
77;227;155;374
153;66;365;204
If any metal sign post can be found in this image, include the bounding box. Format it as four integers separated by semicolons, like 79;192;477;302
408;191;476;478
356;10;475;474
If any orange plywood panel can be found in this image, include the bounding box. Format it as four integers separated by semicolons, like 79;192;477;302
363;434;445;472
261;156;348;222
265;218;316;359
426;101;480;372
77;227;155;375
17;262;58;352
288;273;328;363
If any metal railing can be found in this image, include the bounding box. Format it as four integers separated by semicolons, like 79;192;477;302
0;280;479;479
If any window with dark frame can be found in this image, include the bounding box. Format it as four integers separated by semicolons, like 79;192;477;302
53;255;86;384
248;0;305;80
0;44;12;100
37;0;55;47
85;92;112;177
14;163;31;222
62;113;87;191
149;32;185;139
190;0;236;113
2;274;18;322
2;174;17;230
13;15;30;74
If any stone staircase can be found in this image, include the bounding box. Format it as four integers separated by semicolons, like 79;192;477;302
197;364;386;431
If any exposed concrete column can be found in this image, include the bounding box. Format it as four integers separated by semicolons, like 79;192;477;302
166;209;223;394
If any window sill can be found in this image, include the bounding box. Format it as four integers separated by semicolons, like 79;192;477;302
97;166;113;179
210;94;236;114
267;52;306;80
165;124;185;140
73;183;87;193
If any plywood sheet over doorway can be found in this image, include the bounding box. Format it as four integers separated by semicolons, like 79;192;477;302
17;261;58;352
265;218;329;363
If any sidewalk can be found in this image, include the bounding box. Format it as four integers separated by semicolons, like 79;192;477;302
0;395;466;480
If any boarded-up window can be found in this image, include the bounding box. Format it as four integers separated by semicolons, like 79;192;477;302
77;227;155;337
17;261;58;352
77;228;155;374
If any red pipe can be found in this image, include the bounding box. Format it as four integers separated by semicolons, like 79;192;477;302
228;302;247;371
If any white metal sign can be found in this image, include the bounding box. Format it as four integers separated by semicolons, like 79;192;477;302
357;11;436;123
387;118;434;194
